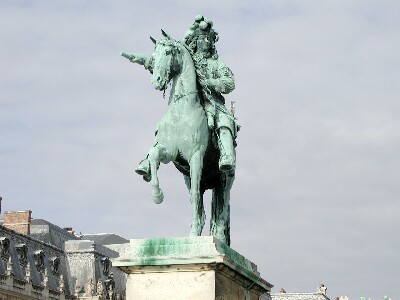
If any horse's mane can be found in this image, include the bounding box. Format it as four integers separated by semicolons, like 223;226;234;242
157;38;181;49
181;42;214;107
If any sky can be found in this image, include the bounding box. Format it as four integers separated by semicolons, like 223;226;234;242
1;1;399;299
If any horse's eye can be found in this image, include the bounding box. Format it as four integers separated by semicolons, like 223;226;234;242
165;50;171;55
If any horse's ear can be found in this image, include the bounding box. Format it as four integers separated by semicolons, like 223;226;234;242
161;29;171;39
150;36;157;45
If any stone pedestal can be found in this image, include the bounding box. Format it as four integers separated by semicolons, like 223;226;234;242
113;236;272;300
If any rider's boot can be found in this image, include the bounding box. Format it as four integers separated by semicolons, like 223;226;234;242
218;128;236;172
135;159;151;182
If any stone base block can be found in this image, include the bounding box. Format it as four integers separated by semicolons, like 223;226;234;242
114;236;272;300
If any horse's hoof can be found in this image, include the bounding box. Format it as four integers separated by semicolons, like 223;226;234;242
189;230;200;237
189;227;201;236
143;174;151;182
135;159;150;176
215;234;227;244
153;190;164;204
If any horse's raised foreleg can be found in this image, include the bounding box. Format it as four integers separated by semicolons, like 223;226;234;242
188;150;205;236
147;146;165;204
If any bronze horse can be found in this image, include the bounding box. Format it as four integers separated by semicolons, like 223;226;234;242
124;34;234;245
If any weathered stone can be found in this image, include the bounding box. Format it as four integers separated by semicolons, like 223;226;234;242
114;236;272;299
271;293;330;300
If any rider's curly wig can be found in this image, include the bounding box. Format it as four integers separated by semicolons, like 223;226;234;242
183;15;219;60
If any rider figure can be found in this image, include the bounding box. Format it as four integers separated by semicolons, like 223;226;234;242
127;15;237;177
183;15;237;172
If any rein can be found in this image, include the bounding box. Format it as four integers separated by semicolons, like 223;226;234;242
172;90;198;103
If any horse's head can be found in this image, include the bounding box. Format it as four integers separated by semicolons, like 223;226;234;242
151;38;182;91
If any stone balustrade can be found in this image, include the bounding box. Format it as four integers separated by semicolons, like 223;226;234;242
0;270;75;300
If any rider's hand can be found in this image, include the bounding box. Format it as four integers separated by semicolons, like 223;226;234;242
206;78;218;90
129;54;144;64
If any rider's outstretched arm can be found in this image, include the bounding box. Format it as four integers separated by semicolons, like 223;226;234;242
121;52;154;72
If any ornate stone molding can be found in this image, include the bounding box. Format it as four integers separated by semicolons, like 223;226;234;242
66;251;98;258
84;278;96;296
0;237;10;261
271;293;330;300
100;256;111;276
104;272;115;295
0;225;63;254
58;274;65;293
24;262;31;282
49;255;61;275
33;249;45;272
6;256;13;276
43;268;49;287
96;279;105;297
15;243;28;267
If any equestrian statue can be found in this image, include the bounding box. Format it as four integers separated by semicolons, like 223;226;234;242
121;15;238;245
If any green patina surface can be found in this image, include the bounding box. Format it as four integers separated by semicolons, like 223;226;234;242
121;15;238;245
113;236;272;289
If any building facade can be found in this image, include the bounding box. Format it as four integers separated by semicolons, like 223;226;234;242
0;209;129;300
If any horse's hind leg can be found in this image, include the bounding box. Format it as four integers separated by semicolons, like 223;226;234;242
184;174;205;236
147;146;165;204
210;171;235;245
188;150;206;236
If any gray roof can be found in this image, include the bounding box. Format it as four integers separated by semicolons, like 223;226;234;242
80;233;129;245
30;218;79;249
31;218;78;237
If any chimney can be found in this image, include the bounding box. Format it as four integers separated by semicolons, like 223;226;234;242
3;210;32;236
63;227;75;235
